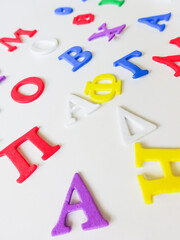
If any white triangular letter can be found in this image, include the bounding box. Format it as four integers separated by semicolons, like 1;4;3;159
65;94;100;127
117;107;157;145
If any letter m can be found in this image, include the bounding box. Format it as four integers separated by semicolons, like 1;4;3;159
0;28;37;52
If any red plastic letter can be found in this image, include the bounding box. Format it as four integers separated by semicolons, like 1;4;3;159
153;55;180;77
0;127;60;183
170;37;180;48
0;28;37;52
73;14;94;25
11;77;44;103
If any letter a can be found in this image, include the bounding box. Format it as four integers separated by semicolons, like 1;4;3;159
51;173;109;236
153;55;180;77
113;50;149;79
135;142;180;204
138;12;171;32
58;46;92;72
65;94;100;127
0;127;60;183
0;28;37;52
170;37;180;48
153;37;180;77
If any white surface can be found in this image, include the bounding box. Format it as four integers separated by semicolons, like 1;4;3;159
0;0;180;240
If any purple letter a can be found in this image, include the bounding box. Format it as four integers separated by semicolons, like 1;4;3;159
51;173;109;236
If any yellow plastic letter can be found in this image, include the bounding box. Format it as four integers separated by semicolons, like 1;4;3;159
84;74;121;103
135;142;180;204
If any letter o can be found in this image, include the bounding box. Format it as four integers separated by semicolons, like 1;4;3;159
11;77;44;103
54;7;73;15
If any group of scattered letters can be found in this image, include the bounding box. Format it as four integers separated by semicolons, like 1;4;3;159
0;0;180;236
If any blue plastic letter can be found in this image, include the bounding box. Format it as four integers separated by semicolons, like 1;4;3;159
54;7;73;15
58;46;92;72
113;50;149;79
138;12;171;32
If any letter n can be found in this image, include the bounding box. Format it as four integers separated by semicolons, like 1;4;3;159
135;142;180;204
0;127;60;183
51;173;109;236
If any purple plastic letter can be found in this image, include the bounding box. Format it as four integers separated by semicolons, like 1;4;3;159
51;173;109;236
0;75;6;82
88;23;126;42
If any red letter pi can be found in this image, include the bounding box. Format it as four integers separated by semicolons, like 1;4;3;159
0;127;60;183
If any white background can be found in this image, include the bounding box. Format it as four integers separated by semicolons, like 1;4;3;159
0;0;180;239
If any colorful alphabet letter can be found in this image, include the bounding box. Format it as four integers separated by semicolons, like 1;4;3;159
170;37;180;48
58;46;92;72
138;12;171;32
54;7;73;15
99;0;125;7
117;107;157;145
84;74;121;103
153;37;180;77
51;173;109;236
73;13;94;25
153;55;180;77
0;127;60;183
88;23;126;42
31;38;58;55
0;75;6;82
11;77;44;103
135;142;180;204
0;28;37;52
65;94;100;127
114;50;149;79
